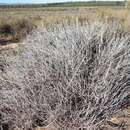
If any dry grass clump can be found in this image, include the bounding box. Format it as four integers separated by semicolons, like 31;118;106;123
0;22;130;130
0;18;36;42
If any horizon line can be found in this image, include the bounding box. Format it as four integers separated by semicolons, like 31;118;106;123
0;0;124;4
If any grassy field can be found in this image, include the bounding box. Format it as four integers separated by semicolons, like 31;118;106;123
0;1;130;44
0;1;125;7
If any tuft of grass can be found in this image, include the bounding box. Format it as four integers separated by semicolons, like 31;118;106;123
96;7;130;31
13;18;36;41
0;24;14;36
0;18;36;42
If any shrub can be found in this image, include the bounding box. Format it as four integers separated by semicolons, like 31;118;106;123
0;18;36;42
13;18;36;41
0;23;15;36
0;22;130;130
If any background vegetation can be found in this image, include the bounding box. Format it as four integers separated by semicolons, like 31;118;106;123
0;1;125;8
0;1;130;43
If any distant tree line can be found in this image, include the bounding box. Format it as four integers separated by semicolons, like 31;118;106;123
0;1;125;8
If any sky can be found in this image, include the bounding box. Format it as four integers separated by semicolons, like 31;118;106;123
0;0;123;4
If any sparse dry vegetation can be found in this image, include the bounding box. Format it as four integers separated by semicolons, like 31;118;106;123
0;17;36;43
1;3;130;41
0;2;130;130
1;4;130;45
0;22;130;130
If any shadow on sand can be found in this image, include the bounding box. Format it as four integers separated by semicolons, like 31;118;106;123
0;39;18;46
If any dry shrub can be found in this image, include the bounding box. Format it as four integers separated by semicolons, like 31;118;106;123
0;24;14;36
13;18;36;41
0;22;130;130
0;18;36;42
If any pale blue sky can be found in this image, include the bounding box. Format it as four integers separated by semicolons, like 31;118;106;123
0;0;123;4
